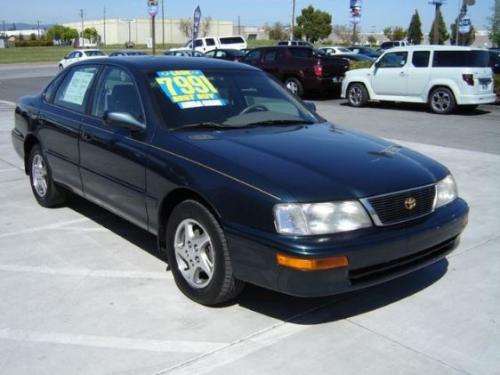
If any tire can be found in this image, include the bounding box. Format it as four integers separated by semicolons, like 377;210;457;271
429;87;456;114
28;144;68;208
347;83;369;107
284;77;304;97
165;200;244;305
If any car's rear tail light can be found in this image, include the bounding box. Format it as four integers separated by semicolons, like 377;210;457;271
462;74;474;86
276;253;349;271
314;63;323;77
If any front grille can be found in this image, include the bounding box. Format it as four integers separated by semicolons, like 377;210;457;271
348;236;457;285
364;185;436;226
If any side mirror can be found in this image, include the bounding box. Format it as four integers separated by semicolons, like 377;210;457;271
103;112;144;132
303;101;317;113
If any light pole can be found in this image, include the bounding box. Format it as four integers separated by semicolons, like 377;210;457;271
161;0;165;48
291;0;295;40
79;9;85;47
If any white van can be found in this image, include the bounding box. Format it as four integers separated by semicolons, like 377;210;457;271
342;45;496;114
177;36;247;53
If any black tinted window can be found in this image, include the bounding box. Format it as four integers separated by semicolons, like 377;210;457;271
264;50;278;63
289;48;312;58
412;51;430;68
44;73;66;103
92;67;143;123
205;38;215;46
433;50;490;67
54;66;99;113
244;49;261;62
220;37;244;44
378;52;408;68
194;40;203;47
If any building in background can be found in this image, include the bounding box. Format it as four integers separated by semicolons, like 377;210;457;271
63;18;233;46
232;26;268;40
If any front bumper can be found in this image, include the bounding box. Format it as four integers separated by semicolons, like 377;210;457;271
225;198;468;297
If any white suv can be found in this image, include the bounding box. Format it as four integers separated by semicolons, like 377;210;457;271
177;36;247;53
342;46;496;114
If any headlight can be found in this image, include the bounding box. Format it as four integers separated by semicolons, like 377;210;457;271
435;175;458;208
274;201;372;236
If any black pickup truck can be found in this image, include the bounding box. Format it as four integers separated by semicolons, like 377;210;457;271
241;46;350;97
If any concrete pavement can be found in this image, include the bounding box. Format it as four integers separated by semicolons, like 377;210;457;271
0;101;499;374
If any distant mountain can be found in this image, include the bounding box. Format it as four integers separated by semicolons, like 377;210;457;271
1;22;54;31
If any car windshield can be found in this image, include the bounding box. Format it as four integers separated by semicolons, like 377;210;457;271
338;47;351;53
148;70;320;130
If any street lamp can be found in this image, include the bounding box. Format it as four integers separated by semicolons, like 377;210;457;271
291;0;295;41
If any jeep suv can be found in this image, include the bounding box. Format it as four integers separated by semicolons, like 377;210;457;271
342;45;496;114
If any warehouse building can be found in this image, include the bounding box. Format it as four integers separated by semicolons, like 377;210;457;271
63;18;233;46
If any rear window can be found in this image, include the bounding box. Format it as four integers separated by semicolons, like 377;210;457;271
289;48;313;58
220;37;245;45
433;50;490;68
205;38;216;46
84;50;105;57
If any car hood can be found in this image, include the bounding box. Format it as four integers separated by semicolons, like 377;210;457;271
171;123;448;202
346;68;371;77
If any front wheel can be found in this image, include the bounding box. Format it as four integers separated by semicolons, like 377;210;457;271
347;83;369;107
165;200;244;305
429;87;456;114
28;144;68;208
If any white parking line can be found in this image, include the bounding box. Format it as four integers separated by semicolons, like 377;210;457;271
0;328;225;353
0;218;91;239
0;264;172;280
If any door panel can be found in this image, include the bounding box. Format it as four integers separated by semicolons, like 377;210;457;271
80;66;149;229
371;52;409;96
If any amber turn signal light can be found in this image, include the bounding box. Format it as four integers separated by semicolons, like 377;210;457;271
276;253;349;271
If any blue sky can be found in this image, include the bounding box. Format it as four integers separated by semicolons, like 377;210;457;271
1;0;494;31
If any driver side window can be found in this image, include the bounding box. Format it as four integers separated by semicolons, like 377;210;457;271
91;67;144;124
378;52;408;68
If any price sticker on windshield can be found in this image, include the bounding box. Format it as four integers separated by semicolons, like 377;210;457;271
155;70;226;109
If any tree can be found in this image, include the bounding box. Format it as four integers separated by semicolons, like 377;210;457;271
82;27;99;43
295;6;332;43
266;22;288;41
383;26;407;41
489;0;500;47
367;35;377;46
407;10;423;44
47;25;79;45
333;25;352;45
30;33;37;41
178;19;193;39
450;22;476;46
429;8;449;44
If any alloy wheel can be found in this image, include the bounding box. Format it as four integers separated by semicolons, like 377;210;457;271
431;90;451;113
32;154;48;198
349;86;362;106
173;219;214;289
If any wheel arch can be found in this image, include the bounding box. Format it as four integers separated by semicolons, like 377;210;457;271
157;187;222;252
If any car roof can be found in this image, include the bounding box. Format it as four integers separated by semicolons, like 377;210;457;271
386;45;488;53
71;56;260;73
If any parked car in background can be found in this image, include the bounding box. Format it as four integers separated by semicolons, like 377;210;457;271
278;40;314;48
379;41;410;51
177;36;247;53
58;49;107;70
342;46;496;114
348;46;382;58
204;49;246;62
318;46;352;56
164;49;204;57
334;53;375;63
109;50;147;57
12;56;469;305
242;46;350;97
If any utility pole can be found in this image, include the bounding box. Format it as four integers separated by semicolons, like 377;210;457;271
36;20;40;39
79;9;85;47
161;0;165;48
238;16;241;35
291;0;296;40
103;6;107;46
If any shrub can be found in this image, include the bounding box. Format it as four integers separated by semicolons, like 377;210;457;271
349;60;373;70
14;40;54;47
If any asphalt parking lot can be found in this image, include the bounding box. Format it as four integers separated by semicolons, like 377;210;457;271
0;63;499;375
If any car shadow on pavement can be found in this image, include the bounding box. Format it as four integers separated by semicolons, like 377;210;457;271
237;259;448;324
338;101;491;116
67;195;448;323
68;195;165;262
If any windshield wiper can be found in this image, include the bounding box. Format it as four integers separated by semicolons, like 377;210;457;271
242;119;316;127
173;122;235;131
